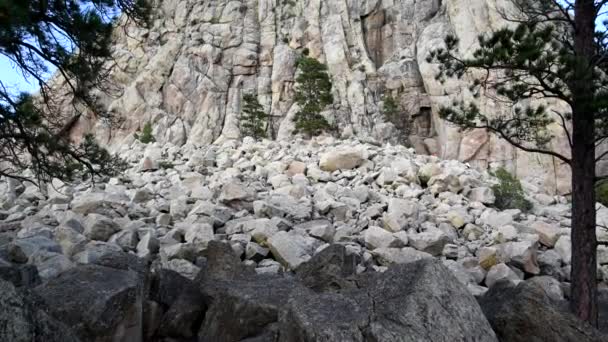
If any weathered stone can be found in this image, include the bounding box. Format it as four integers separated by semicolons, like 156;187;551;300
480;280;606;342
286;161;307;176
364;226;400;250
531;221;560;247
408;229;451;256
554;235;572;265
478;247;498;270
267;231;320;270
485;263;522;288
383;198;419;232
468;187;496;204
280;259;497;342
294;244;358;292
34;265;142;342
372;247;433;266
319;148;367;172
83;214;120;241
0;279;80;342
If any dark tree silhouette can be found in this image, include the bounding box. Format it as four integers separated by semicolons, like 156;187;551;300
0;0;149;183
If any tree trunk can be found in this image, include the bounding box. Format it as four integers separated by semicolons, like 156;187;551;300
570;113;598;326
570;0;598;326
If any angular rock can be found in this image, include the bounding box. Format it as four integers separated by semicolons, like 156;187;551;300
480;280;606;342
485;263;522;288
532;221;560;247
383;198;419;232
267;231;320;270
408;229;451;256
372;247;433;266
83;214;120;241
33;265;142;342
319;148;367;172
280;259;497;342
295;244;358;292
364;226;401;250
0;279;80;342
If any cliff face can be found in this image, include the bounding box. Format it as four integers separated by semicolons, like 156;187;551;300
66;0;570;194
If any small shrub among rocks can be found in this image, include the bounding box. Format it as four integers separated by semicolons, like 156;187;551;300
492;167;532;212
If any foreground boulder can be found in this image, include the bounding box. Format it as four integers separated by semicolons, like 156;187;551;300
0;279;79;342
33;265;142;342
198;246;497;342
280;259;497;341
479;280;607;342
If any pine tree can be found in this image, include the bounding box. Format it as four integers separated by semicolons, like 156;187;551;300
0;0;149;183
134;121;156;144
294;56;333;136
428;0;607;325
240;93;268;139
382;95;400;122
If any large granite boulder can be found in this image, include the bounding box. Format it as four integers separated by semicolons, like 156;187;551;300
0;279;80;342
280;259;497;342
33;265;143;342
197;249;496;342
479;280;607;342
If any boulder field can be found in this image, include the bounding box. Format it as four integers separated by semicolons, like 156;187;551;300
0;136;606;341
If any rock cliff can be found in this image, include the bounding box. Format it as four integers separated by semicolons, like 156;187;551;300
62;0;570;194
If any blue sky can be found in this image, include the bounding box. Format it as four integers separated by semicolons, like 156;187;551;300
0;56;47;95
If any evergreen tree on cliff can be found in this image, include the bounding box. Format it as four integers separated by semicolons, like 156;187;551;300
0;0;150;183
429;0;607;325
294;54;334;136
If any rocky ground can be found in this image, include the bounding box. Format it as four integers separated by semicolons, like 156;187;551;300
1;136;607;341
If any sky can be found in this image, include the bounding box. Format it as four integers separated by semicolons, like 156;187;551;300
0;56;47;95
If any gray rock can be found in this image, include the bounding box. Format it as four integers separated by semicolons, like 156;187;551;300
496;240;540;275
0;279;80;342
245;241;269;262
267;231;320;269
8;236;61;263
294;244;358;292
383;198;419;232
72;241;123;264
485;263;522;288
294;220;335;242
34;265;142;342
83;214;120;241
319;148;368;172
364;226;400;250
468;187;496;204
164;259;200;280
372;247;433;266
150;269;205;339
280;259;497;342
199;275;299;342
532;221;560;247
554;235;572;265
408;229;451;256
480;280;606;342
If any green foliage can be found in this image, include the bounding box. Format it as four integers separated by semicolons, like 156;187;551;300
596;181;608;207
134;121;156;144
491;168;532;212
426;0;608;166
0;0;149;183
382;95;400;122
158;161;175;170
294;56;333;136
240;93;268;139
